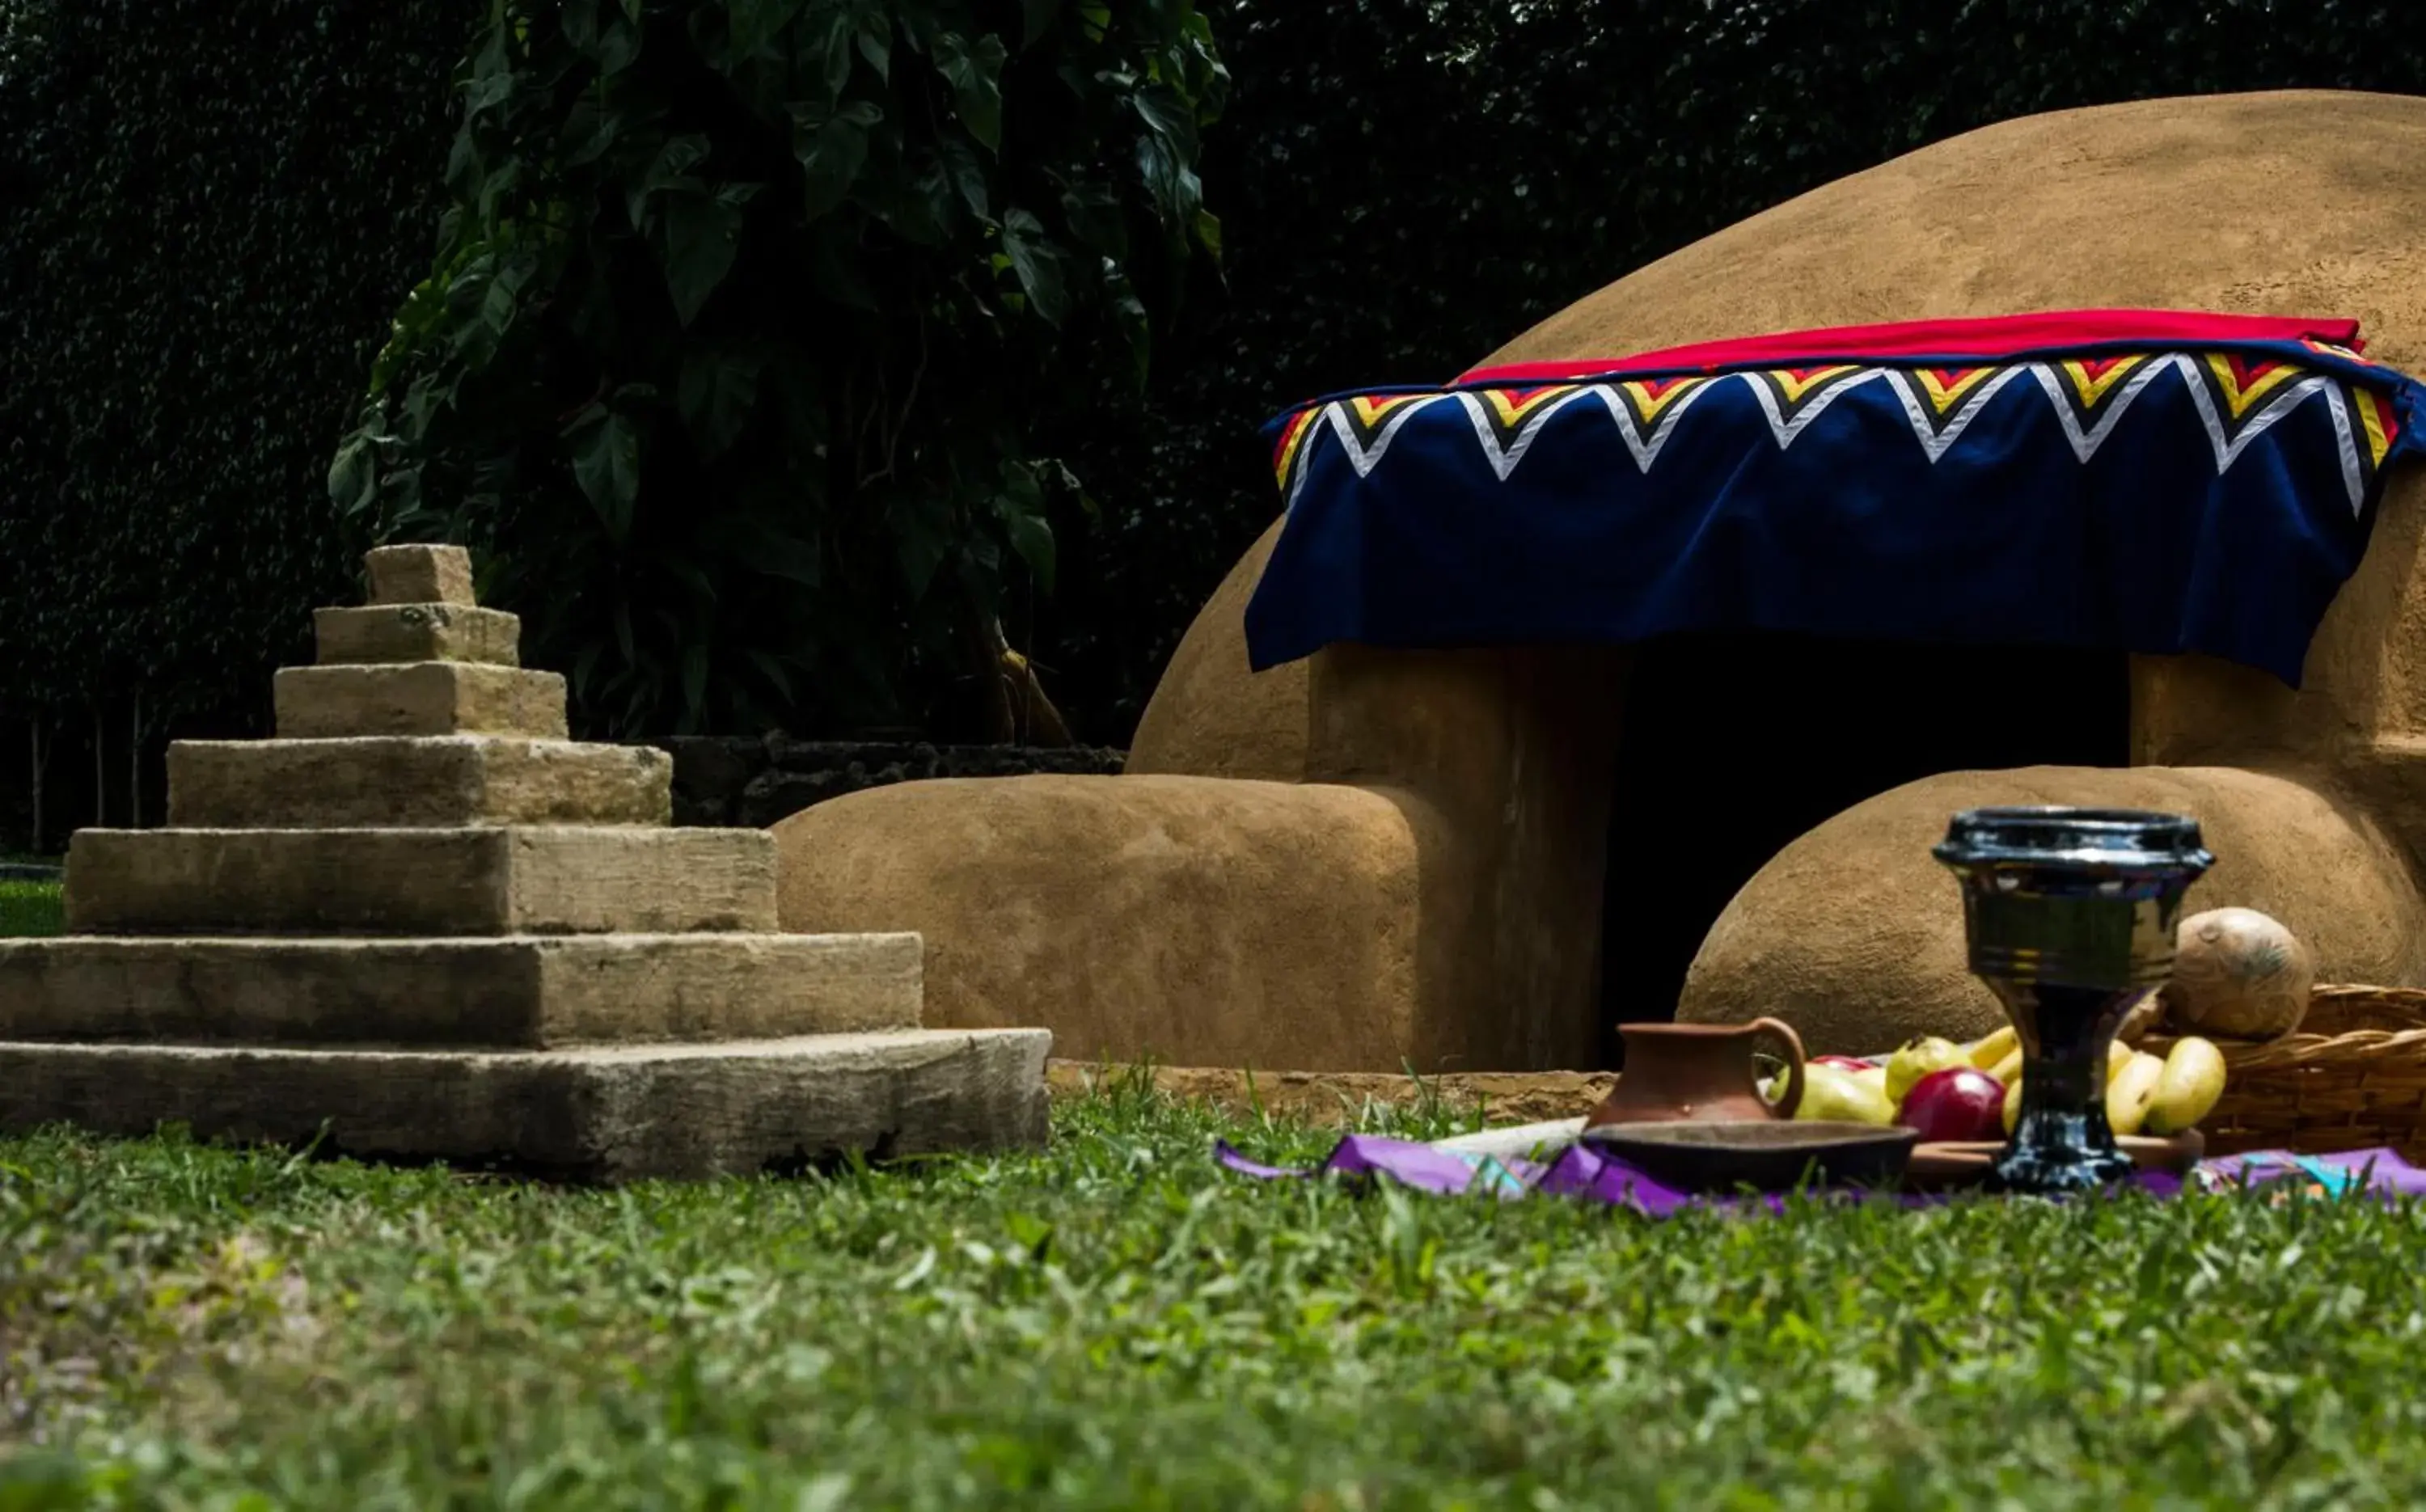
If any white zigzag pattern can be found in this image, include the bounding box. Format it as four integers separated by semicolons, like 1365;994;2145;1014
1740;368;1885;449
1286;353;2372;499
2022;358;2174;464
1322;395;1453;477
1588;381;1722;473
2171;354;2334;475
1451;387;1601;480
2319;386;2371;517
1880;366;2032;463
1287;395;1452;508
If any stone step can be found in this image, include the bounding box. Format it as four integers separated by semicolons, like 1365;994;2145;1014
0;1029;1050;1181
66;827;775;935
0;932;918;1047
275;663;568;739
167;737;670;828
366;543;475;606
315;604;520;666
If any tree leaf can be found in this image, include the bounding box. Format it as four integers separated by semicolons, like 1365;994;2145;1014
1131;82;1199;158
856;16;891;81
560;0;602;49
790;100;882;219
994;466;1055;593
729;0;805;63
872;158;952;245
1193;206;1222;262
718;513;823;588
328;433;379;518
1132;132;1199;223
743;648;797;703
813;6;856;101
1021;0;1064;48
934;32;1008;154
565;404;643;543
938;135;989;218
998;208;1067;324
650;188;746;325
561;95;623;167
678;346;765;459
628;134;712;228
1059;181;1126;258
571;2;641;76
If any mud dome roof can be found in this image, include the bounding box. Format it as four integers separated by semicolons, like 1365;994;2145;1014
1130;88;2426;781
1487;90;2426;376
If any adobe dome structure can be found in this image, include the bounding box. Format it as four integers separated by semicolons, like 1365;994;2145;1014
778;90;2426;1067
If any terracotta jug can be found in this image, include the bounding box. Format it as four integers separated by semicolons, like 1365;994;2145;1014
1585;1018;1806;1128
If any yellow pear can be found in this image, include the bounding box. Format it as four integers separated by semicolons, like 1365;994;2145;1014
2145;1037;2229;1135
1793;1062;1898;1126
2107;1051;2166;1137
1887;1037;1971;1104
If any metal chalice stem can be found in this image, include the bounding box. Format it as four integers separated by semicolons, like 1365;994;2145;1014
1933;808;2212;1195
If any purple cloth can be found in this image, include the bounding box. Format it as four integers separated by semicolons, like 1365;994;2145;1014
1216;1135;2426;1212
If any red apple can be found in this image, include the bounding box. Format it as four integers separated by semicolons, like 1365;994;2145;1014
1897;1067;2007;1143
1813;1055;1874;1071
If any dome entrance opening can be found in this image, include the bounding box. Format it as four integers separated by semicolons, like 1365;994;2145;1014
1594;632;2131;1068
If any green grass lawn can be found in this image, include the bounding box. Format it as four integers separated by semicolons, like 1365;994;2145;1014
0;878;64;937
4;1088;2425;1510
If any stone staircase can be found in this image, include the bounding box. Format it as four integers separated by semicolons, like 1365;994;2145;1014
0;546;1049;1179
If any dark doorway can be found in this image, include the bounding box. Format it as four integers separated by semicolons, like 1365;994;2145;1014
1595;632;2130;1068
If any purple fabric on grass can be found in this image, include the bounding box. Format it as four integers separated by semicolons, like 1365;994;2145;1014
1216;1135;2426;1213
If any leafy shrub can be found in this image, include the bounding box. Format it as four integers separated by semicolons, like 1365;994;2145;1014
332;0;1227;738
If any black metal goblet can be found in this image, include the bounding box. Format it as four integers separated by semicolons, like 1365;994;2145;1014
1933;808;2212;1195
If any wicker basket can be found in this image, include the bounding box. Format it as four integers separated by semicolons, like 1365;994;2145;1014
2144;985;2426;1161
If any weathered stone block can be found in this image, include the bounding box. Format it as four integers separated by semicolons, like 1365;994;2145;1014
366;543;475;607
0;931;921;1046
275;663;568;739
66;826;775;935
167;737;671;828
0;1028;1051;1180
315;604;521;666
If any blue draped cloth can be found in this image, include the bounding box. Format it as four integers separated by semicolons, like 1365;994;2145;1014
1244;323;2426;685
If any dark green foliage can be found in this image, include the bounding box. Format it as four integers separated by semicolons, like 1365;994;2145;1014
0;0;477;729
333;0;1226;737
10;1100;2426;1503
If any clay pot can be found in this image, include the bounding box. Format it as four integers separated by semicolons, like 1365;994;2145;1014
1586;1018;1806;1128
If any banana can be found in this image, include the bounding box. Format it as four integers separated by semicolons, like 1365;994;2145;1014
1987;1047;2022;1088
2107;1050;2166;1136
2002;1074;2022;1134
1967;1027;2018;1071
2145;1036;2228;1135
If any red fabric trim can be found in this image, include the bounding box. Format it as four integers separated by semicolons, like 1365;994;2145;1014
1457;310;2365;384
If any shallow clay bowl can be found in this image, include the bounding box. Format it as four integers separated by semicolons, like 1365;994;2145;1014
1579;1121;1921;1193
1904;1130;2206;1191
